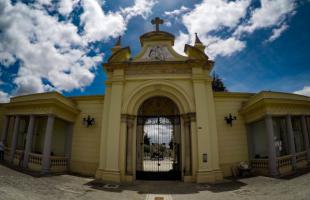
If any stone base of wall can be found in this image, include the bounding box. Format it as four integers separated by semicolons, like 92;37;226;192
220;162;241;177
70;160;98;176
196;169;223;183
95;169;121;183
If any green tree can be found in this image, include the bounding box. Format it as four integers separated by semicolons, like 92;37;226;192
144;134;150;145
212;72;227;92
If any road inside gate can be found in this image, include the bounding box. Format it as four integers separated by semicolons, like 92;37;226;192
0;164;310;200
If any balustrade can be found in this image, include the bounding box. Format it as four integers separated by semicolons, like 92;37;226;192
28;153;42;165
250;159;268;168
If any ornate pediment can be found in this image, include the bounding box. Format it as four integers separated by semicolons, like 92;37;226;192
134;43;187;62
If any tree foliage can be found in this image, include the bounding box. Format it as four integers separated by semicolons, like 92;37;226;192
144;134;150;145
212;72;227;92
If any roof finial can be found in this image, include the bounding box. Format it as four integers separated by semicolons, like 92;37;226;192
195;33;202;44
151;17;164;31
194;33;205;51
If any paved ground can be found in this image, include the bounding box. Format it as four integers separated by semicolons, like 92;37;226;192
0;164;310;200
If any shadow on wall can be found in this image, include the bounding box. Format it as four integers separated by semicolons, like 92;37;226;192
84;179;247;194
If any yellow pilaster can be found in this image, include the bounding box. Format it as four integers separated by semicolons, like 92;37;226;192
97;69;124;182
192;66;223;183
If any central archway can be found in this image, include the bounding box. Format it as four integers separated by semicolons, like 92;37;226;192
136;96;181;180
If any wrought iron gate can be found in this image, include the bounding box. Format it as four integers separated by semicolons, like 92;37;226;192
136;115;181;180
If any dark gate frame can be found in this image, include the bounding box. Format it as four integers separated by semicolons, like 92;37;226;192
136;115;181;180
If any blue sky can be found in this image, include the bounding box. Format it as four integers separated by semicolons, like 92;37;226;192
0;0;310;102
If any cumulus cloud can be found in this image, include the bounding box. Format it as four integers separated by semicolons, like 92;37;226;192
80;0;126;42
0;0;101;96
294;86;310;97
174;32;190;55
234;0;296;36
121;0;158;22
171;0;249;58
165;6;189;18
170;0;296;58
0;0;157;100
182;0;250;36
207;37;246;58
58;0;79;16
0;91;9;103
265;24;289;43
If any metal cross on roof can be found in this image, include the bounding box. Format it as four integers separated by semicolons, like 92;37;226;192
151;17;164;31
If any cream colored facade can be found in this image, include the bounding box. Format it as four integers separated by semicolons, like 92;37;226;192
1;23;310;183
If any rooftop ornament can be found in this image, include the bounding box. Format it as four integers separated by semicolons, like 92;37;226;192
151;17;164;31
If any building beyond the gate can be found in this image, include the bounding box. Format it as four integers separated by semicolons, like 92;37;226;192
0;18;310;183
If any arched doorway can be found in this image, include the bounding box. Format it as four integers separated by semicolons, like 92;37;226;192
136;96;181;180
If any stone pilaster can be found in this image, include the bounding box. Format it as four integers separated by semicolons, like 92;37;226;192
286;115;297;169
189;113;198;180
100;71;124;182
265;115;278;177
182;113;192;176
301;116;310;162
246;124;255;160
123;115;135;175
22;115;35;168
1;115;9;144
65;123;73;170
10;116;20;163
41;115;55;173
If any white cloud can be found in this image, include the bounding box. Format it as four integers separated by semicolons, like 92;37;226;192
265;24;289;43
165;6;189;18
235;0;296;36
0;52;16;67
0;0;158;98
182;0;250;36
0;0;101;96
173;32;190;55
81;0;158;42
174;33;245;59
121;0;158;22
171;0;249;58
207;37;246;58
80;0;126;42
170;0;297;58
0;91;9;103
294;86;310;97
58;0;79;16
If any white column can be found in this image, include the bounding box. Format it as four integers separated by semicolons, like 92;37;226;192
1;115;9;143
190;114;198;178
301;116;310;162
119;115;127;178
126;116;135;175
246;124;255;160
183;114;191;176
22;115;35;168
265;115;278;176
65;123;73;158
136;124;143;171
97;83;112;171
286;115;297;169
65;123;73;170
192;78;212;171
10;116;20;163
102;75;124;182
41;115;55;173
